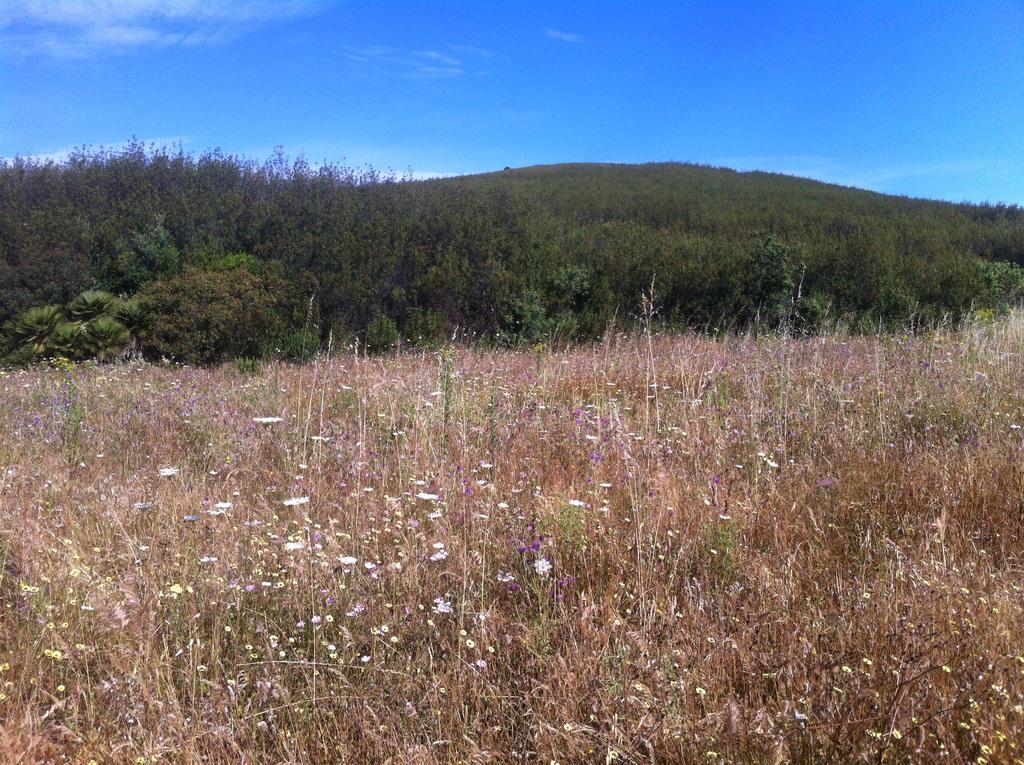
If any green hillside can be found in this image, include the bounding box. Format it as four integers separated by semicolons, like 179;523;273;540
2;148;1023;363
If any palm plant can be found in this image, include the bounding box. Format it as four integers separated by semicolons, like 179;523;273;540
84;316;130;362
114;298;148;338
14;305;65;354
48;322;86;360
67;290;116;323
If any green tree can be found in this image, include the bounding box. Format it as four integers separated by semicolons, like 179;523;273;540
746;235;796;326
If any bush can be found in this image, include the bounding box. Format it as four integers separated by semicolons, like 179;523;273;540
265;327;320;363
365;313;398;353
138;268;307;364
979;259;1024;309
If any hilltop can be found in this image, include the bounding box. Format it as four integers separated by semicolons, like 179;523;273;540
2;150;1023;363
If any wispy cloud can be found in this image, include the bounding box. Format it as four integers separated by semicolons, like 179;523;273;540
544;28;583;44
338;43;490;80
0;1;324;59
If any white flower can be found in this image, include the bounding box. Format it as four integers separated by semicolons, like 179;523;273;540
200;556;218;564
416;492;439;501
534;558;553;577
429;549;449;562
497;571;516;583
253;416;283;424
215;501;232;509
568;499;588;508
337;556;358;566
282;496;310;507
432;597;453;614
158;467;179;477
284;541;305;552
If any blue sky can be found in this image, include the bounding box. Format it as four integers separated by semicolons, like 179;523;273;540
2;1;1023;203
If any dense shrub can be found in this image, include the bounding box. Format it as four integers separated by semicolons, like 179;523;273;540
2;145;1024;359
138;268;310;364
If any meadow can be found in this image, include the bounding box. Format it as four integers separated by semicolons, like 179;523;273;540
1;319;1023;764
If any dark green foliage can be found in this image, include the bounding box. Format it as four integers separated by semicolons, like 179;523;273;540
10;290;136;362
83;316;130;361
137;267;308;364
47;321;86;360
979;259;1024;309
114;298;148;337
14;305;65;353
365;313;399;353
67;290;116;323
2;145;1024;363
744;235;796;327
265;327;320;363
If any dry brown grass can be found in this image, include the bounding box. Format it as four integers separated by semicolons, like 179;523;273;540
1;318;1023;764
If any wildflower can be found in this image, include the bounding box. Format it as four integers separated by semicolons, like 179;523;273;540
214;501;232;510
252;416;283;424
432;597;453;614
283;496;310;507
430;549;449;562
568;499;587;507
284;541;305;552
158;467;179;477
416;492;439;501
497;571;516;583
534;558;553;577
338;556;358;566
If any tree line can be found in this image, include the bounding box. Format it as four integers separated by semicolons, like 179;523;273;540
2;143;1023;364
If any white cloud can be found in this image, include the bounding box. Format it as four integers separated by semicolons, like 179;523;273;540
339;44;489;80
544;28;583;43
0;1;323;59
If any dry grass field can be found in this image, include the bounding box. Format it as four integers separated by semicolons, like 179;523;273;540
1;320;1023;764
